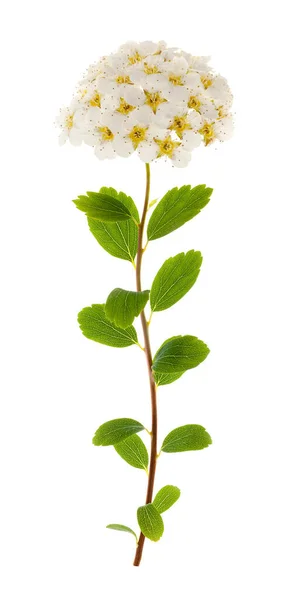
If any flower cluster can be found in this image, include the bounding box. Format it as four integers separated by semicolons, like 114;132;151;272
56;41;233;168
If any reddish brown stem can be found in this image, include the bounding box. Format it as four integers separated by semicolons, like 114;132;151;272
133;163;157;567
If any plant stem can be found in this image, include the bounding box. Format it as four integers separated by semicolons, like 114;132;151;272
133;163;158;567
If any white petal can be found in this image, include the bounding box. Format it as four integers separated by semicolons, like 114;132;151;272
143;74;169;92
214;116;234;141
188;111;202;129
112;135;134;157
94;142;116;159
69;129;82;146
132;105;154;125
200;101;218;120
58;131;68;146
101;95;119;111
83;132;97;146
123;86;145;105
87;106;103;122
181;131;202;150
102;112;125;134
171;148;192;168
139;40;158;55
138;142;158;163
98;78;117;94
73;108;86;128
167;86;189;102
184;72;201;88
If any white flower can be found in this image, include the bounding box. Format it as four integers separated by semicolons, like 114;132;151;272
120;106;163;161
199;114;234;146
199;73;232;105
57;41;234;167
84;110;126;159
183;89;218;120
154;104;202;149
56;106;85;146
152;131;193;168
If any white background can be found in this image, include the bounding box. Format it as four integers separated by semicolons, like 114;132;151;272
1;1;292;598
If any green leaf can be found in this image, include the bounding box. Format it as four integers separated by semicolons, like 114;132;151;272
105;288;149;329
161;424;212;453
137;504;164;542
106;524;138;542
147;185;212;241
150;251;202;312
77;304;138;347
152;335;210;373
153;370;185;386
73;191;132;222
153;485;181;513
93;418;145;446
87;187;139;262
114;434;149;470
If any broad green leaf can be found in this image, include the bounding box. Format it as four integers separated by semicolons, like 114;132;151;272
105;288;149;328
87;187;139;262
137;504;164;542
106;524;138;542
161;424;212;453
73;191;132;222
114;434;149;470
152;335;210;373
77;304;138;347
147;185;212;241
150;251;202;312
93;418;144;446
153;485;181;513
153;370;185;386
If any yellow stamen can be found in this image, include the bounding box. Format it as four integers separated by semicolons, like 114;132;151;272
201;75;213;89
65;114;74;129
98;126;114;141
155;135;181;157
128;125;148;149
128;51;143;65
144;62;160;75
169;74;183;86
89;92;101;108
199;122;215;145
79;88;87;98
116;75;132;85
116;97;135;115
188;95;201;112
169;114;191;138
144;91;167;114
217;105;226;118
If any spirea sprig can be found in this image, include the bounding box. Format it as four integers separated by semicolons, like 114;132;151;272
58;41;234;567
56;40;233;167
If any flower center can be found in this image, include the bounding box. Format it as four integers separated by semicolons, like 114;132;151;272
169;74;183;86
128;125;148;148
217;105;225;118
98;126;114;141
116;75;132;85
201;75;213;89
169;115;191;138
65;114;74;129
188;95;201;111
155;135;181;157
117;98;135;115
128;51;143;65
144;91;167;113
144;63;160;75
199;122;215;145
90;92;101;107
